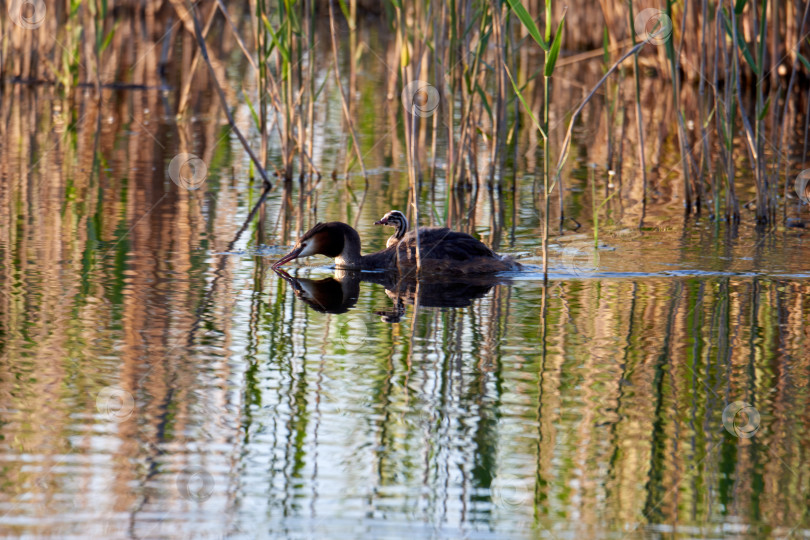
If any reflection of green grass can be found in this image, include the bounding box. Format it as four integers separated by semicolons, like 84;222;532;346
4;151;810;532
5;4;810;533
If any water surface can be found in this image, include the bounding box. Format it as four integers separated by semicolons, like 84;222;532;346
1;71;810;540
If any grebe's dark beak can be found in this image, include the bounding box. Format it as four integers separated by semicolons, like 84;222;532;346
374;217;388;225
272;246;304;269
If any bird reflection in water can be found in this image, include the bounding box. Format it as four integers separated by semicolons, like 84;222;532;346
273;268;503;323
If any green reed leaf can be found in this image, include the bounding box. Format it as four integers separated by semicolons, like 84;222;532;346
505;64;547;140
242;89;260;130
797;52;810;72
505;0;549;51
262;14;290;63
544;10;566;77
99;22;118;54
757;95;771;121
721;9;759;76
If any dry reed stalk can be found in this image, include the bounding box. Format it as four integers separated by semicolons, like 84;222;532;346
395;1;423;274
187;0;272;189
627;1;648;227
328;0;368;185
667;1;696;215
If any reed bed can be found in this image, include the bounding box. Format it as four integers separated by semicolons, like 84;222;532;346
3;0;810;250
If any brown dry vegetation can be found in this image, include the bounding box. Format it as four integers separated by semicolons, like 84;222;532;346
2;4;810;535
2;1;810;231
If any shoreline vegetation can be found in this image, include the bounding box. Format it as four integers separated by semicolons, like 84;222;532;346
3;1;810;254
3;5;810;536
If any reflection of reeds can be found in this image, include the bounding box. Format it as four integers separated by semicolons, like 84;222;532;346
5;40;810;536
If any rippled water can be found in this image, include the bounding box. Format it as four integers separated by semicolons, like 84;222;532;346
2;81;810;540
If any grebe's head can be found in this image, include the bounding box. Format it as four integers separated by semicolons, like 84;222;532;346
374;210;407;228
273;222;349;268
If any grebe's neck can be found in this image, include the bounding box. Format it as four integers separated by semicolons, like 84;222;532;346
394;214;409;239
333;223;363;268
340;228;397;271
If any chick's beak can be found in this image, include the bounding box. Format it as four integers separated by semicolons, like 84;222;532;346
374;217;388;226
273;245;304;269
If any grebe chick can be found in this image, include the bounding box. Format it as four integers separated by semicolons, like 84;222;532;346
374;210;409;247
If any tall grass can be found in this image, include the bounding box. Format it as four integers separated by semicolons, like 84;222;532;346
505;0;565;276
3;0;810;240
627;0;648;226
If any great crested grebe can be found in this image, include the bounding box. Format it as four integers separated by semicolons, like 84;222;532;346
374;210;408;247
273;219;519;274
